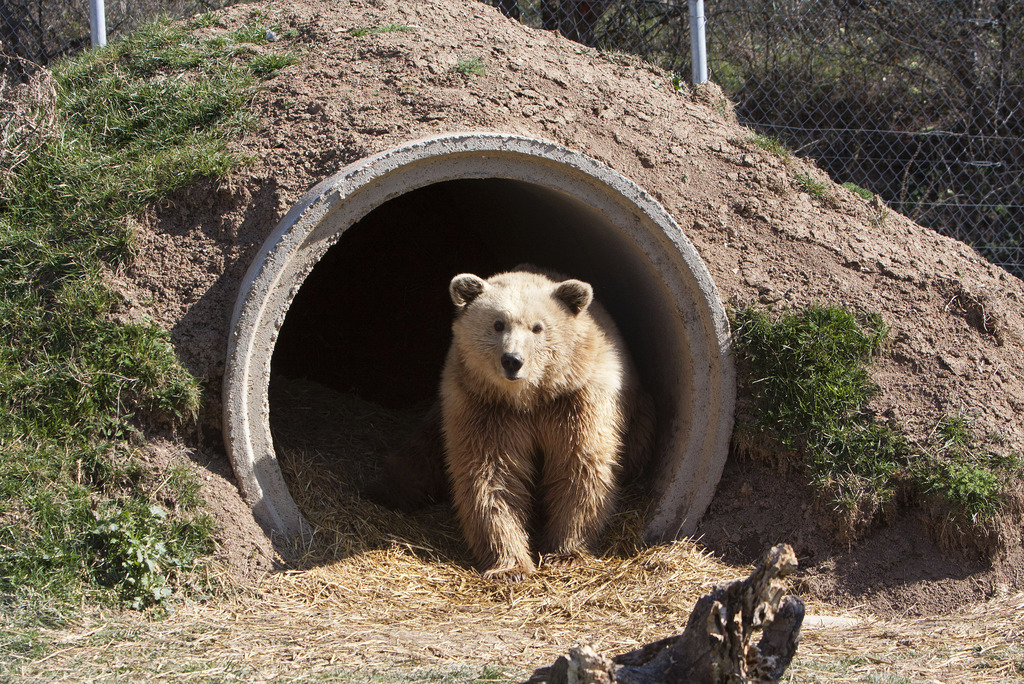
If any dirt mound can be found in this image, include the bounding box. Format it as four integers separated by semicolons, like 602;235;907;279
120;0;1024;616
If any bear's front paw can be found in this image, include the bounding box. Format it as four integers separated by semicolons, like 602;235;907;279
481;562;535;582
540;552;583;568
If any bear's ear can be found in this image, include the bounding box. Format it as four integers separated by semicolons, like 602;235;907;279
553;279;593;315
450;274;489;308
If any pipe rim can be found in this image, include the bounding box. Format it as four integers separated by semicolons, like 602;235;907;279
222;132;734;544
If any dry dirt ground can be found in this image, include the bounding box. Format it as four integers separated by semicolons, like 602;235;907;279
101;0;1024;672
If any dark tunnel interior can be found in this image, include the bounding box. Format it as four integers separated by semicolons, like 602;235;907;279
271;177;686;431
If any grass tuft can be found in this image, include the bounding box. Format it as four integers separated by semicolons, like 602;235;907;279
749;133;791;158
914;412;1022;521
0;16;294;610
732;305;1016;537
349;24;412;38
795;172;829;199
454;57;487;77
842;181;874;200
89;502;213;609
189;12;220;29
732;305;899;519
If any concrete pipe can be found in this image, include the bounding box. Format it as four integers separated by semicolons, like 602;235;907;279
223;132;734;545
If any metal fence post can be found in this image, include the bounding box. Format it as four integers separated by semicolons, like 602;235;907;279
688;0;707;84
90;0;106;47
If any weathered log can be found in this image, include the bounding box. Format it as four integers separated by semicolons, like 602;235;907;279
528;544;803;684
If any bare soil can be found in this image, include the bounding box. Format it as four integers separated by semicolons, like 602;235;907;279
115;0;1024;626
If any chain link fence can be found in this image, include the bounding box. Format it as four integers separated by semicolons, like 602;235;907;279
1;0;231;65
710;0;1024;278
491;0;1024;278
3;0;1021;276
491;0;695;72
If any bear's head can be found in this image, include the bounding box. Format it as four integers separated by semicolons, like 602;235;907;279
448;269;595;400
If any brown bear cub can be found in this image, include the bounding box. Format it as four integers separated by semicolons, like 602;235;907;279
441;267;654;581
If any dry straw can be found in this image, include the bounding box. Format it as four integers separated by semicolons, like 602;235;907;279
0;48;56;196
20;378;1023;681
264;377;738;662
28;561;1024;681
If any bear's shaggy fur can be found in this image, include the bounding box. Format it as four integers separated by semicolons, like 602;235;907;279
441;267;654;581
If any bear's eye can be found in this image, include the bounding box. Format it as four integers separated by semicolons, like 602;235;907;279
532;323;544;334
493;320;505;332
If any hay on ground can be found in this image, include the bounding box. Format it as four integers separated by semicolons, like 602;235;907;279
19;376;1021;681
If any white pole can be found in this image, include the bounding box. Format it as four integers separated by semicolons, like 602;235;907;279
90;0;107;47
689;0;708;84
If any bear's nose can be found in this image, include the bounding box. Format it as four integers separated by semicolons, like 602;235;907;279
501;353;524;377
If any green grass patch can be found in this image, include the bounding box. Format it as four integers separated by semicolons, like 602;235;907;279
795;172;843;208
913;412;1022;521
349;23;412;37
89;502;215;609
0;17;294;610
189;11;220;29
732;305;900;516
749;133;791;158
794;172;829;199
249;51;299;78
732;305;1016;532
842;181;874;200
454;57;487;77
230;22;275;44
